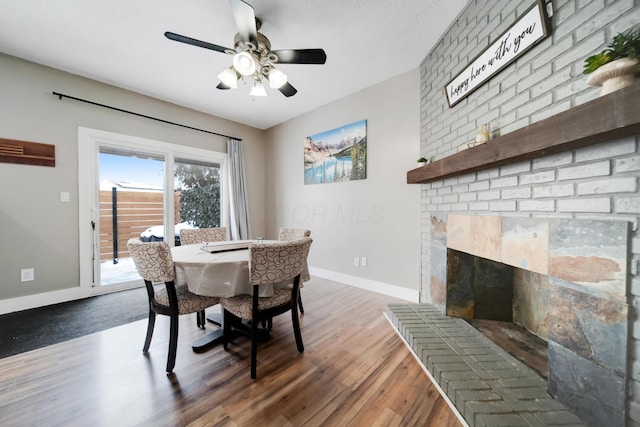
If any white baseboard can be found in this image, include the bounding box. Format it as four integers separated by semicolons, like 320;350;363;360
309;266;419;302
0;287;84;315
0;268;420;315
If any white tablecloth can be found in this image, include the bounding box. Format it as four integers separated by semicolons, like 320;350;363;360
171;244;270;297
171;242;309;298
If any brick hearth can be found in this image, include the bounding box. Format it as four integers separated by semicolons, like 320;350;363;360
385;304;585;427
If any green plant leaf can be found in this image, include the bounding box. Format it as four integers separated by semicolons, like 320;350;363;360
583;27;640;74
583;51;611;74
607;28;640;61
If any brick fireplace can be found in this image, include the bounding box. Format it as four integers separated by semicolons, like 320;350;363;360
410;1;639;424
431;214;629;425
410;65;639;426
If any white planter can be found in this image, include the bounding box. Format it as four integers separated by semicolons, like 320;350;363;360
586;57;639;96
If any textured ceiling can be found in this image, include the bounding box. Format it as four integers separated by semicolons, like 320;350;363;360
0;0;467;129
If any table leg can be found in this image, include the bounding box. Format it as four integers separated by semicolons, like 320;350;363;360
230;319;271;342
192;328;224;352
194;306;271;352
193;305;223;352
207;305;269;341
206;312;222;326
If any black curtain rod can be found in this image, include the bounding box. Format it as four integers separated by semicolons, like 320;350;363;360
52;91;241;141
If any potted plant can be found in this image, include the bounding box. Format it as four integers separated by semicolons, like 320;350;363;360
417;157;428;166
584;27;640;96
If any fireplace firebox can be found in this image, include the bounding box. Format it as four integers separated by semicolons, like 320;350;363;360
433;215;629;426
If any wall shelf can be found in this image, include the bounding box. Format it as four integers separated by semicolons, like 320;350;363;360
0;138;55;167
407;83;640;184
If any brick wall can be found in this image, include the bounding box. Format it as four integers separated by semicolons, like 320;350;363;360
418;0;640;424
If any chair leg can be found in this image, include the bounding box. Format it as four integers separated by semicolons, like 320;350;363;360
222;309;232;350
261;317;273;330
251;315;259;379
167;314;179;373
143;311;156;353
298;295;304;314
197;310;205;328
291;306;304;353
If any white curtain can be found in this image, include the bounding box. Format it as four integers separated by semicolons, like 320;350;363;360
227;138;252;240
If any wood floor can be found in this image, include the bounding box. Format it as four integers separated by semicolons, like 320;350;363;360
0;278;462;427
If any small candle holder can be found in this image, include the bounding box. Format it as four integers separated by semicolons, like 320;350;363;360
476;124;490;144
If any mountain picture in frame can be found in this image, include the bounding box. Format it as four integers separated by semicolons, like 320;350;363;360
304;119;367;185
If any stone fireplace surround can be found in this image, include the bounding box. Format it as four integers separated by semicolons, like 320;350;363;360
432;214;629;426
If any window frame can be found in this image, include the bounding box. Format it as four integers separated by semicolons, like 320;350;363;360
78;127;227;295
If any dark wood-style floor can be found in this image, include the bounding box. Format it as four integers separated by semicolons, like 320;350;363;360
0;278;462;427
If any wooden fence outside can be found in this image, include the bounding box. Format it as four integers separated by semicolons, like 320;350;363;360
99;190;181;261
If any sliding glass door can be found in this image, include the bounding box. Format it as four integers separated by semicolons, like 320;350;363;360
174;157;223;232
78;128;226;295
98;147;166;287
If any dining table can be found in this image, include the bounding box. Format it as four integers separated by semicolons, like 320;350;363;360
170;239;309;351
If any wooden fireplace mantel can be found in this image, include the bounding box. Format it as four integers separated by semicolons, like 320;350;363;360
407;83;640;184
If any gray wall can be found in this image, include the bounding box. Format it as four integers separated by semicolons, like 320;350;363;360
0;53;265;309
0;51;423;312
418;0;640;424
265;69;422;298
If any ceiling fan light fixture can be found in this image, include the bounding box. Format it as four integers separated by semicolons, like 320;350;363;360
268;67;288;89
217;67;238;88
250;79;267;97
165;0;327;99
233;51;257;76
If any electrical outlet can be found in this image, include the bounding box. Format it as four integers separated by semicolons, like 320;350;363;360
21;268;34;282
353;257;360;267
361;257;367;267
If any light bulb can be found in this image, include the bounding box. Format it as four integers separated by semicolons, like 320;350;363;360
268;67;288;89
250;80;267;97
217;67;238;88
232;51;256;76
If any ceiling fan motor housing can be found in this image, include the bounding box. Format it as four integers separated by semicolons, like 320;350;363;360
233;30;276;75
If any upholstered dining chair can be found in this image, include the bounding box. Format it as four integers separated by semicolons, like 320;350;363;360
179;227;227;245
278;227;311;314
219;237;313;379
127;238;220;373
278;227;311;241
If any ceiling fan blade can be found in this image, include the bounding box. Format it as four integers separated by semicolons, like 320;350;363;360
263;72;297;97
165;31;233;54
229;0;258;47
270;49;327;64
278;82;298;97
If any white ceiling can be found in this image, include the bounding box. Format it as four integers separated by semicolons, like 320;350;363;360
0;0;467;130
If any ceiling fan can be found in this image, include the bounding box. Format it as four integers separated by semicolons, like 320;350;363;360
165;0;327;98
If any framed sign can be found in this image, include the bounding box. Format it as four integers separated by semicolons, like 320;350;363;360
445;0;551;107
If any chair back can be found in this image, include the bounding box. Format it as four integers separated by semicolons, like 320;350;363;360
127;238;175;283
278;227;311;241
249;238;312;286
180;227;227;245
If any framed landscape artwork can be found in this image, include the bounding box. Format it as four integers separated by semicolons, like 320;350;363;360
304;119;367;185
